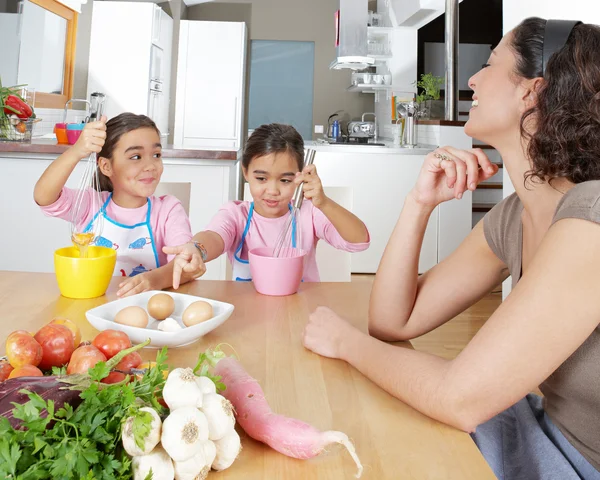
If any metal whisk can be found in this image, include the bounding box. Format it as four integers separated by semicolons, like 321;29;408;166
272;148;316;258
70;93;106;257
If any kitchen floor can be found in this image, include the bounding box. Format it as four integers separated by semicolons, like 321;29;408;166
351;274;502;359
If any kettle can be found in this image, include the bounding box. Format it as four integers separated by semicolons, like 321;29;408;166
327;111;342;139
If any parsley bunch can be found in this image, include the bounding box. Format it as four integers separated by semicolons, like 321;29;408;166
0;344;168;479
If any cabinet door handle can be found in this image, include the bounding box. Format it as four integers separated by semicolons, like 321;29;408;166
232;96;238;139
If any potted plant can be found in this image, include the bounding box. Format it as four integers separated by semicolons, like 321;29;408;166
414;73;445;120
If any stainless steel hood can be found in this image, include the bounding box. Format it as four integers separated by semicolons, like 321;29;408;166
330;0;374;70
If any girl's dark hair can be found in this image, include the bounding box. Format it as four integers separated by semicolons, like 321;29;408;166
97;113;160;192
510;18;600;184
242;123;304;171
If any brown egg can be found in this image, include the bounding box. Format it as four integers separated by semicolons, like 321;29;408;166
114;306;149;329
182;301;214;327
147;293;175;320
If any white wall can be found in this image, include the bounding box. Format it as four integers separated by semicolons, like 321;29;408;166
0;13;19;86
502;0;600;298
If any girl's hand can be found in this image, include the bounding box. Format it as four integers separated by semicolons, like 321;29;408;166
163;243;206;289
117;272;154;298
410;147;498;208
296;164;328;209
72;116;107;159
302;306;360;360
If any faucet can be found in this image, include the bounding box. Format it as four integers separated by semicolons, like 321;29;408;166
361;112;378;142
63;99;91;124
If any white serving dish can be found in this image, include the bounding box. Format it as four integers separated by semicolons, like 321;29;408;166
85;290;234;348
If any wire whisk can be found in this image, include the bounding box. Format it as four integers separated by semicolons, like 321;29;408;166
70;93;105;258
70;154;104;258
272;148;316;258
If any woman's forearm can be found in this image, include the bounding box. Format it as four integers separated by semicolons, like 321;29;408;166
369;193;435;340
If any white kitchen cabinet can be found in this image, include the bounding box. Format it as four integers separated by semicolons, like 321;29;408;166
87;2;172;139
174;21;247;150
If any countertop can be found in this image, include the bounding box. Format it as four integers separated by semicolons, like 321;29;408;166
306;139;437;155
0;139;240;161
0;272;494;479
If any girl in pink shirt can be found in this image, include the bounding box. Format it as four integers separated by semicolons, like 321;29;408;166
34;113;193;297
165;123;370;287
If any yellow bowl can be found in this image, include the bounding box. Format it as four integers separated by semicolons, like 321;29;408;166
54;246;117;299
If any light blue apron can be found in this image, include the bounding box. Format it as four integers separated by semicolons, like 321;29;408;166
232;202;297;282
84;193;160;277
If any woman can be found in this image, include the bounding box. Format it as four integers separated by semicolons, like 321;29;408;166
302;18;600;480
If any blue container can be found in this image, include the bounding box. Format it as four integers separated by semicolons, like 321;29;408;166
332;120;340;139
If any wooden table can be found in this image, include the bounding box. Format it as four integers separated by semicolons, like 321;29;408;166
0;272;494;479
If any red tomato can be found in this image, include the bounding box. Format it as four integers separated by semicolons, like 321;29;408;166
5;331;43;368
92;330;131;359
0;359;14;382
49;318;82;348
34;324;75;371
101;351;143;384
9;365;43;379
67;345;107;375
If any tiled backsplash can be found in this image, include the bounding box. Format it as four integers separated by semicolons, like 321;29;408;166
416;124;441;146
33;108;88;137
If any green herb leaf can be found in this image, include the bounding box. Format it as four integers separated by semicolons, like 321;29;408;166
132;410;153;451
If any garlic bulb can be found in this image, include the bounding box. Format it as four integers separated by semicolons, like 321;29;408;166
122;407;162;457
212;429;241;471
161;406;209;462
201;440;217;467
173;444;213;480
200;393;236;441
196;376;217;396
157;317;182;332
132;444;174;480
163;368;204;410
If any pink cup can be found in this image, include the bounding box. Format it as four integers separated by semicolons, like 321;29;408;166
66;129;82;145
249;247;307;296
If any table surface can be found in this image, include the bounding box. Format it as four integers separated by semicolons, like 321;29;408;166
0;272;494;479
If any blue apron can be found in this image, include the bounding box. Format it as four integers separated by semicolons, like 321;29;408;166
84;193;160;277
232;202;297;282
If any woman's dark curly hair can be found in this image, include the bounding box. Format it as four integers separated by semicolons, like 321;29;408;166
511;18;600;184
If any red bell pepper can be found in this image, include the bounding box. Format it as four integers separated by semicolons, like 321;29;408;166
3;95;33;119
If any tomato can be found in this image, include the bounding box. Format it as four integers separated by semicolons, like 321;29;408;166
5;331;43;368
0;359;14;382
9;364;43;379
49;318;81;348
101;351;143;384
67;345;107;375
92;330;131;359
34;324;75;371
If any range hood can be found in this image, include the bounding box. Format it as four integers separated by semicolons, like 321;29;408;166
330;0;374;70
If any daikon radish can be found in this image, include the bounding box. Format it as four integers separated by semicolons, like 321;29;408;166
209;353;363;478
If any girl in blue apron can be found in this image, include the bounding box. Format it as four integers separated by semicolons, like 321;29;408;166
164;123;370;289
35;113;193;295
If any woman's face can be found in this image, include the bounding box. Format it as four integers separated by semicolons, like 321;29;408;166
465;33;533;145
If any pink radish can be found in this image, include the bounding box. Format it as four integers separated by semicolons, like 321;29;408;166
208;353;363;478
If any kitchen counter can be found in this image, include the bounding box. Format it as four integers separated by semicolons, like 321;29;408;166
0;272;495;480
306;139;437;155
0;139;240;160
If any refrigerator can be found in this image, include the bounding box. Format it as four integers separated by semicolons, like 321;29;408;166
87;1;172;142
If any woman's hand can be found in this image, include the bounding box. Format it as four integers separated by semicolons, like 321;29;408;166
72;115;107;159
296;164;328;209
410;147;498;208
162;243;206;289
302;306;361;360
